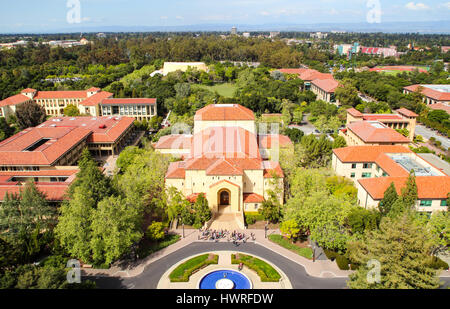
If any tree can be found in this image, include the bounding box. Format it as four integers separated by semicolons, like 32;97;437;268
378;182;398;215
0;117;15;141
280;219;300;240
15;101;46;130
63;104;80;117
347;214;441;289
427;211;450;255
292;108;303;124
146;222;165;241
90;196;143;265
332;136;347;149
193;193;211;228
335;80;361;107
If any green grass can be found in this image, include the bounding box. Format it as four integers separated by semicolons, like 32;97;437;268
231;253;281;282
192;83;237;97
169;254;219;282
269;234;313;259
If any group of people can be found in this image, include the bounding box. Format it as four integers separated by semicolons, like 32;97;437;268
197;228;256;244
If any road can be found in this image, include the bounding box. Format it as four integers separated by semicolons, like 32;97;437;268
415;125;450;150
288;114;319;136
85;242;348;289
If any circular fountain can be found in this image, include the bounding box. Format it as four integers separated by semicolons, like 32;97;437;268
198;270;252;289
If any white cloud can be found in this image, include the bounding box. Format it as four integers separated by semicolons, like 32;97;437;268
405;2;430;10
176;16;184;20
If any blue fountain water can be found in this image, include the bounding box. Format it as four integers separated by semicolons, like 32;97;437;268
199;270;252;289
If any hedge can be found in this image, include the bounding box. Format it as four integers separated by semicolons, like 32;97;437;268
169;254;218;282
231;253;281;282
244;212;264;225
335;255;350;270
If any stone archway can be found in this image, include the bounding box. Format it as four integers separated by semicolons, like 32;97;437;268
217;188;231;213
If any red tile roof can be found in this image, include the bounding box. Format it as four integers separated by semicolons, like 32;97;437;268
262;161;284;178
0;184;69;201
358;176;450;200
243;193;264;203
0;126;91;166
258;134;293;148
33;91;88;100
206;158;243;175
404;85;450;101
298;69;333;81
79;91;113;106
165;161;186;179
362;114;403;121
154;135;192;149
0;94;31;107
186;193;205;203
429;103;450;114
102;98;157;105
396;108;418;118
347;108;363;117
194;104;255;121
347;121;410;144
39;116;135;144
190;126;261;159
311;78;340;93
21;88;36;93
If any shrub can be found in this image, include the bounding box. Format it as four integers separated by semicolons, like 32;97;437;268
335;254;350;270
169;254;218;282
268;234;313;259
244;212;264;226
323;249;338;261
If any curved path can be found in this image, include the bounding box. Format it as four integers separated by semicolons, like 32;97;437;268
86;242;348;289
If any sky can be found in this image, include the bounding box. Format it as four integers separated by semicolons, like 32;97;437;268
0;0;449;33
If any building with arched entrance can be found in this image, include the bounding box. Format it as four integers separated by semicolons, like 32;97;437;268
156;104;291;228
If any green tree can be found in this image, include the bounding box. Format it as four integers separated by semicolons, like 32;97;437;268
347;214;441;289
63;104;80;117
90;196;143;265
280;219;300;240
334;80;361;107
146;222;165;241
193;193;211;228
378;182;399;215
15;101;46;130
332;136;347;149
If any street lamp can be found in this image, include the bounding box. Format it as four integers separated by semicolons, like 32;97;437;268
312;242;316;263
264;222;268;239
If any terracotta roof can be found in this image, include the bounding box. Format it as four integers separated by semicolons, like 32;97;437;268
262;161;284;178
258;134;293;148
206;158;243;175
0;184;69;201
311;78;340;93
298;69;333;81
347;121;410;143
194;104;255;121
404;85;450;101
347;108;363;117
154;135;192;149
0;94;31;107
0;127;91;166
165;161;186;179
101;98;157;105
396;108;418;118
429;103;450;114
79;91;113;106
190;126;261;160
362;114;403;121
86;87;101;92
39;116;135;144
243;193;265;203
21;88;36;93
33;91;88;100
358;176;450;200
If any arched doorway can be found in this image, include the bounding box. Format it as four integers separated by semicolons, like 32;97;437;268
217;189;231;213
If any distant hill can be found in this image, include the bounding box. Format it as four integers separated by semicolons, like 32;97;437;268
2;20;449;34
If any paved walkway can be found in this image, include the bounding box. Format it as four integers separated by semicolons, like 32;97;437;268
82;229;350;279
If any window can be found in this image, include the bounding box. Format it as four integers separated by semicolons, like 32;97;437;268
382;172;388;177
440;200;447;207
351;163;357;169
350;173;355;178
361;173;371;178
254;204;258;210
363;163;372;169
419;200;432;207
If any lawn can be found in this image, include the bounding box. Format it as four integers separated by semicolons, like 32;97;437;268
269;234;313;259
192;83;237;97
231;253;281;282
169;253;219;282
